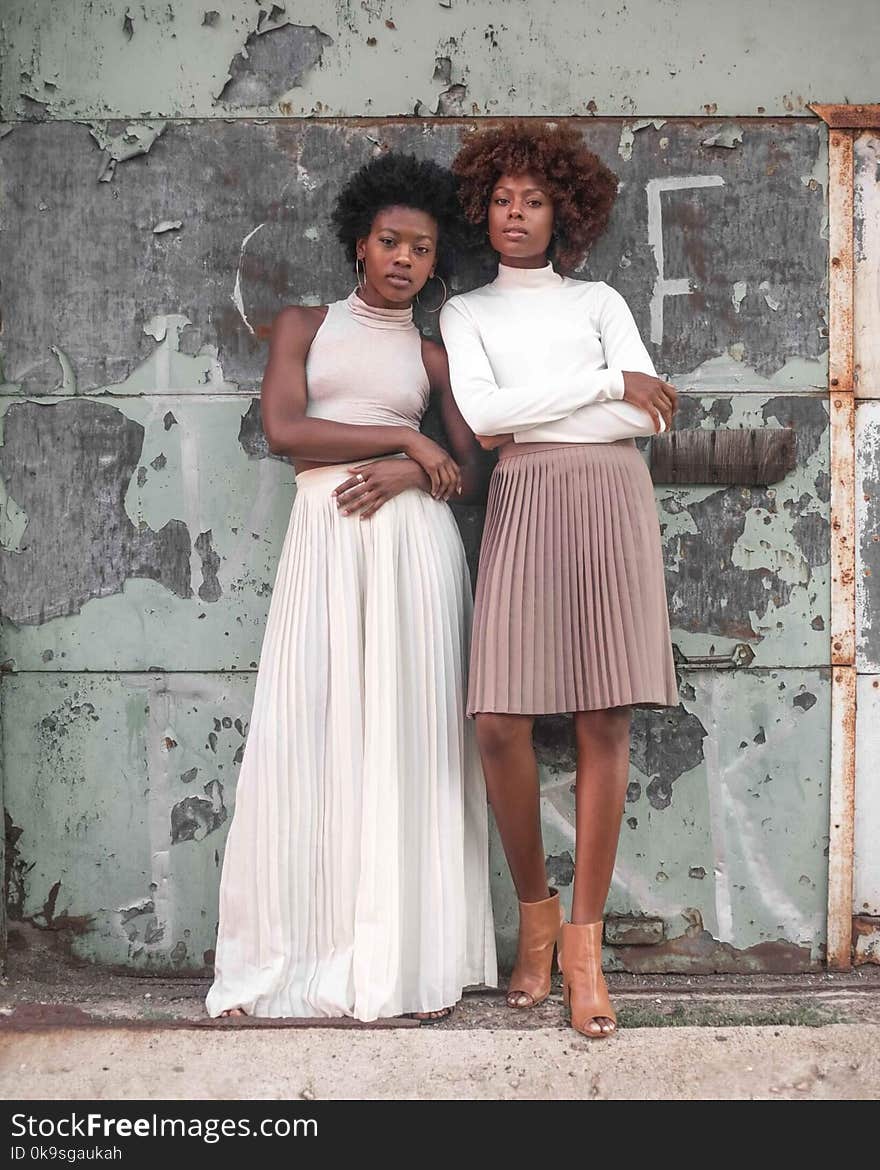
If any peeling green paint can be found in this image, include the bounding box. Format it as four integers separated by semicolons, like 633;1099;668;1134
2;672;255;970
3;1;880;121
0;1;852;976
658;393;829;667
524;668;831;973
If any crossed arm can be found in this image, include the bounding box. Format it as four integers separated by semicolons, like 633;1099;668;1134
438;285;677;447
334;339;490;518
260;306;485;518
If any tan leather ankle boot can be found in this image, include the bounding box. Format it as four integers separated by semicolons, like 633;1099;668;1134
559;921;617;1038
506;888;564;1009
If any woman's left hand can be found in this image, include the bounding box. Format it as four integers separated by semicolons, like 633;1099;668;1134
475;433;513;451
334;457;433;519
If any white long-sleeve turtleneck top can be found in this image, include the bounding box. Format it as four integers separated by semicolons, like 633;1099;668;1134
439;262;664;443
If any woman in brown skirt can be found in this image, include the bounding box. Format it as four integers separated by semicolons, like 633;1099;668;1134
439;122;679;1038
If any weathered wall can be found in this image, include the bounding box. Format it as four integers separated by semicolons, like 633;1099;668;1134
2;0;879;120
1;1;857;974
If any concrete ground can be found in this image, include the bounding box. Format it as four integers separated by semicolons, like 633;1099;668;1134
2;926;879;1100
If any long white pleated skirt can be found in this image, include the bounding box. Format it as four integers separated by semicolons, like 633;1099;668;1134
206;462;497;1020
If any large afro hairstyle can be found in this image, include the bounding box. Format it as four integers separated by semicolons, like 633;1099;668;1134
331;151;463;278
452;121;619;273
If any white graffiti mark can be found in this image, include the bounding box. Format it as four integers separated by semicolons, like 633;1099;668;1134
50;345;77;394
231;223;266;336
647;174;725;344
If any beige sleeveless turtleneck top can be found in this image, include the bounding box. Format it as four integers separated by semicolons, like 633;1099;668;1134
305;289;430;430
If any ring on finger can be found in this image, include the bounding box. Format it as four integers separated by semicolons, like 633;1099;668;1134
355;472;365;484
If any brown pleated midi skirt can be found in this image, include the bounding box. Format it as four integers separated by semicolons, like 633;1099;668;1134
468;440;678;716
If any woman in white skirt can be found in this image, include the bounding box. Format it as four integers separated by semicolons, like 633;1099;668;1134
206;153;497;1021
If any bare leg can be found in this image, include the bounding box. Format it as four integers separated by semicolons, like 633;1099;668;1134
570;705;632;1035
475;713;547;903
476;713;554;1009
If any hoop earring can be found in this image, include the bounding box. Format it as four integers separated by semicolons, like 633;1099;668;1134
355;257;366;289
416;274;448;314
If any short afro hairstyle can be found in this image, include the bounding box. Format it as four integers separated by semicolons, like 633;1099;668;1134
452;121;619;273
331;151;462;277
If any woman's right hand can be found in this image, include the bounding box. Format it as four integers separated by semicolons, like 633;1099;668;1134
405;432;462;500
621;372;678;433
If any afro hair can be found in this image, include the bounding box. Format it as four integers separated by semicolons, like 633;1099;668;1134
331;151;463;277
452;121;619;272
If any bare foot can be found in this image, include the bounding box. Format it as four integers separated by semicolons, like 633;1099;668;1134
219;1007;247;1018
584;1015;616;1037
507;990;539;1008
409;1006;454;1022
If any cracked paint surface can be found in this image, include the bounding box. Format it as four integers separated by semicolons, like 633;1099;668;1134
0;392;295;671
216;22;332;108
658;394;829;667
0;120;827;396
0;399;191;624
2;672;253;971
520;668;831;973
2;1;878;119
0;92;836;972
2;666;831;972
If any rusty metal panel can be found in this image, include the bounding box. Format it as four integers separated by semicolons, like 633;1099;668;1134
823;115;863;971
810;105;880;129
524;668;831;973
2;671;253;971
0;119;827;397
828;130;854;394
827;129;856;665
854;132;880;398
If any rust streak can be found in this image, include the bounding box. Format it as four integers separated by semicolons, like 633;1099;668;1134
824;117;855;976
809;104;880;128
829;131;854;392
